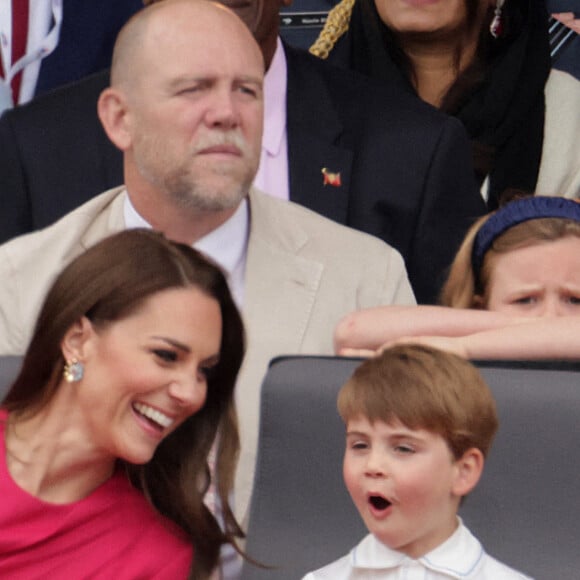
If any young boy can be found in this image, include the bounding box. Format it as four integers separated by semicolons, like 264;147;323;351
302;344;532;579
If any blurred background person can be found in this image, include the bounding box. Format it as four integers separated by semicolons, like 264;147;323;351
312;0;580;204
0;0;142;113
548;0;580;80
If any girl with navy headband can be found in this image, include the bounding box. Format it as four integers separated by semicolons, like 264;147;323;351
334;196;580;360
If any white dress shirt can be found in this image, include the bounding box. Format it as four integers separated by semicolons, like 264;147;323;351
123;191;249;309
302;520;532;580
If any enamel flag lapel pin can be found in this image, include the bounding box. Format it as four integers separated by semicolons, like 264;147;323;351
321;167;341;187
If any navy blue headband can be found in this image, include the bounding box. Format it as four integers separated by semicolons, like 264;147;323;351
472;196;580;274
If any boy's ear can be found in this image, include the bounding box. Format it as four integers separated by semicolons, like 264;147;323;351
452;447;484;497
61;317;96;364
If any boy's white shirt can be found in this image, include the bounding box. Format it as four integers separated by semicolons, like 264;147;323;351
302;518;533;579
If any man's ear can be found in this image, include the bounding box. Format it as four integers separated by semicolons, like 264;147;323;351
452;447;484;497
61;317;96;363
98;87;133;151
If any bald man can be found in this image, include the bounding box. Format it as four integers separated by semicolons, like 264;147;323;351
0;1;414;565
0;0;487;304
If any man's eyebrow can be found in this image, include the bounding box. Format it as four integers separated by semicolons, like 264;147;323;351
235;75;263;85
167;76;206;89
167;75;263;89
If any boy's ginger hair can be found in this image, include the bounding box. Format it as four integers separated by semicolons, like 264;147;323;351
338;344;498;459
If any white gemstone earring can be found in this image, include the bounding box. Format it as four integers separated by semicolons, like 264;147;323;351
490;0;505;39
63;358;84;383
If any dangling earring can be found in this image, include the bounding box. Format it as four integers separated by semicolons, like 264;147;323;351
63;358;84;383
490;0;505;39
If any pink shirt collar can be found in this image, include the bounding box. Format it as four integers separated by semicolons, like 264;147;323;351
253;37;289;200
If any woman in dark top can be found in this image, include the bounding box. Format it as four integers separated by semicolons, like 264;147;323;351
311;0;572;208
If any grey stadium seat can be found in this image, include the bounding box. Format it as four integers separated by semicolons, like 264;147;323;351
0;355;22;401
241;356;580;580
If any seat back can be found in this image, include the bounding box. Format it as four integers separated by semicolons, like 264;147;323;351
241;356;580;580
0;356;22;401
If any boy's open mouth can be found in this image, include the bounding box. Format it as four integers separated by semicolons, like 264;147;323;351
369;495;391;510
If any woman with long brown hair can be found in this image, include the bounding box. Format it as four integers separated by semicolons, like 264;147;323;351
0;229;245;580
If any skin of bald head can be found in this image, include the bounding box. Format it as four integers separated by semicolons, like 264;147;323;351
111;0;264;91
142;0;291;68
97;0;265;244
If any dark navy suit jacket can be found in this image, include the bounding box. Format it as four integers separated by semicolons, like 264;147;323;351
283;45;486;303
0;44;485;304
33;0;142;97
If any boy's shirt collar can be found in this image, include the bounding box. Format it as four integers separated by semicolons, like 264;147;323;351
351;518;485;578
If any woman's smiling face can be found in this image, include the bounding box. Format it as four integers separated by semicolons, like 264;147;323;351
67;286;222;466
373;0;491;39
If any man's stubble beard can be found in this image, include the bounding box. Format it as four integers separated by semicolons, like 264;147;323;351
133;130;258;212
164;161;253;212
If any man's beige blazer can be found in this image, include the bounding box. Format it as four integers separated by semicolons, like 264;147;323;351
0;185;414;520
